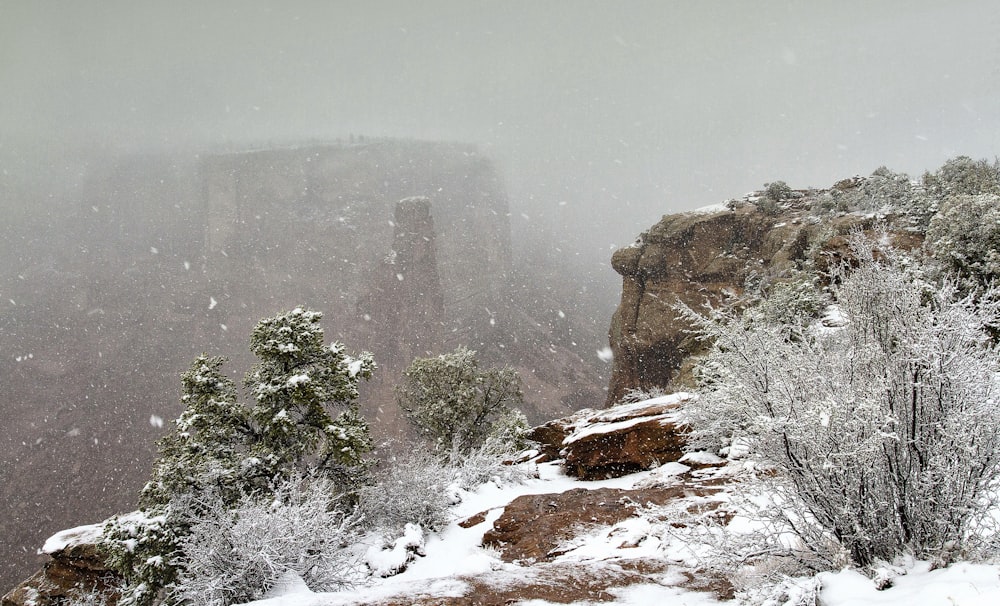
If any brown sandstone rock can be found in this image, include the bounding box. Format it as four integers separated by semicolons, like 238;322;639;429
2;526;119;606
604;201;924;404
482;484;721;564
527;396;692;480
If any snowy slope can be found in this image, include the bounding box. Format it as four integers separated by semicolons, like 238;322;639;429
237;450;1000;606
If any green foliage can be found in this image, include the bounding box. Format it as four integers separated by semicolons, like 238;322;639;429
397;346;525;455
101;507;182;606
747;274;829;327
837;167;917;211
245;307;375;486
923;155;1000;198
106;308;375;605
141;356;250;508
758;181;792;215
926;193;1000;292
764;180;793;202
484;407;530;452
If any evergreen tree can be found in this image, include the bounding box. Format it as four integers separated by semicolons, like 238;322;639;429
141;355;251;508
245;307;375;486
926;193;1000;293
104;308;375;606
397;346;525;455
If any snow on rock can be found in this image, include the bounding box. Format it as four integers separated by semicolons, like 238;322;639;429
365;523;426;577
217;451;1000;606
41;523;104;555
529;393;694;480
679;451;726;466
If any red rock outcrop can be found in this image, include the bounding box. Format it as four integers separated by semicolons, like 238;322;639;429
481;485;718;563
528;394;693;480
604;201;924;404
2;525;119;606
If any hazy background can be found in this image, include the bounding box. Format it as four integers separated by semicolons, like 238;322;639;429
4;0;999;271
1;0;1000;586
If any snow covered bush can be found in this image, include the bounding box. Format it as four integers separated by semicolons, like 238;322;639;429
758;181;793;215
101;507;183;606
925;193;1000;292
396;346;526;456
744;273;829;328
450;433;538;490
170;478;362;606
682;236;1000;568
923;155;1000;198
828;167;918;215
356;447;456;537
357;436;535;539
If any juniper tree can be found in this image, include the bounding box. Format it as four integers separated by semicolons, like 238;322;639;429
926;193;1000;293
141;355;251;508
104;308;375;606
397;346;526;456
245;307;375;487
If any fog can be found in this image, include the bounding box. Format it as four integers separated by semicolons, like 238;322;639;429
2;0;1000;591
5;1;999;256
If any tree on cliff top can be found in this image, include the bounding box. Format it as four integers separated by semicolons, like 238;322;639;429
140;354;251;508
245;307;375;488
141;307;375;507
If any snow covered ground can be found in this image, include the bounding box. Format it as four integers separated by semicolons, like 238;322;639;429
234;454;1000;606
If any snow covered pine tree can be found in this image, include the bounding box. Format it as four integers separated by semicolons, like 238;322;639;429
102;307;375;606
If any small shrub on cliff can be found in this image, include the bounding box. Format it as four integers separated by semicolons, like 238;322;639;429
170;478;362;606
746;274;828;327
356;447;456;537
396;346;527;457
102;506;184;606
757;181;793;215
681;236;1000;568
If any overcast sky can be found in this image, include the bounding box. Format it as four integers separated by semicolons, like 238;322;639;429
3;0;999;255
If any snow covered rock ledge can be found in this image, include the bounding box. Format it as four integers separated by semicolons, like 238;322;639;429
528;394;693;480
2;523;119;606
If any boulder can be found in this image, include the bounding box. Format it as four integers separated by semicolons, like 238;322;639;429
528;394;693;480
482;483;721;564
2;524;120;606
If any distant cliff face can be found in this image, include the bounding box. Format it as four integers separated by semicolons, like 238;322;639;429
200;141;513;346
605;200;918;405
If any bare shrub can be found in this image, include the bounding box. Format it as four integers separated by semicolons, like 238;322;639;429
170;479;362;606
681;235;1000;567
